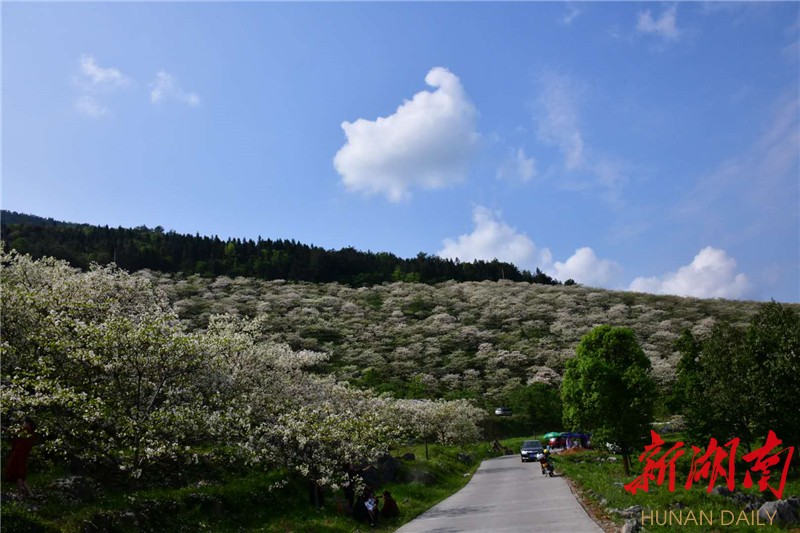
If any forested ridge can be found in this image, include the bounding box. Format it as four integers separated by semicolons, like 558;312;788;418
0;210;562;286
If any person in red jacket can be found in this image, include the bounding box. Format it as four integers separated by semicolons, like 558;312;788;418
3;419;37;499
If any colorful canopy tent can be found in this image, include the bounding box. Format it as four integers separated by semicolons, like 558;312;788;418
559;432;591;449
543;432;561;439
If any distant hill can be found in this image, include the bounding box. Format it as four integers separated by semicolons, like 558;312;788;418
0;210;562;286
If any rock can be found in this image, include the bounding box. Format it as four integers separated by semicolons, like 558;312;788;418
378;454;401;484
612;505;643;519
758;499;800;525
745;502;761;513
607;456;618;462
613;482;625;488
620;518;640;533
457;453;474;465
599;498;608;507
404;468;438;485
674;502;685;509
711;485;733;497
401;453;416;461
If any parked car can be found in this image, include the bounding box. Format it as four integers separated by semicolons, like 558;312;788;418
520;440;544;462
494;407;512;416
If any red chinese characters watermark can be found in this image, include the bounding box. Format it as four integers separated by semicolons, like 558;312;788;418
624;431;685;494
742;431;794;499
624;431;794;498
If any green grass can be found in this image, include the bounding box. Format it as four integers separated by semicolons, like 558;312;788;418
556;447;800;532
2;438;525;532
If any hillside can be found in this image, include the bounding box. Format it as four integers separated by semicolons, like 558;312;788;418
4;210;791;414
138;268;775;410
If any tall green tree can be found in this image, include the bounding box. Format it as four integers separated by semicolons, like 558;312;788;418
677;322;757;450
676;302;800;454
561;325;656;475
747;302;800;454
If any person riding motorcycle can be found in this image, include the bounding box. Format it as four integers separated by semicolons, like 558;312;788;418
537;448;554;477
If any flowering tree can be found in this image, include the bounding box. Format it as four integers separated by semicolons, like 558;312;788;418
1;249;214;481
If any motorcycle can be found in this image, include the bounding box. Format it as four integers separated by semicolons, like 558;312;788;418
536;452;555;477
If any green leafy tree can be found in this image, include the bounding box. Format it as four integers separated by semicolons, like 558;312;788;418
676;322;757;450
676;303;800;454
506;383;563;431
561;325;656;475
746;302;800;453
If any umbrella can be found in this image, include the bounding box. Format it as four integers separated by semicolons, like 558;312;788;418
543;432;560;439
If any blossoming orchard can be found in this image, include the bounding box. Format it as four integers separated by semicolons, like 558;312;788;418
0;249;485;491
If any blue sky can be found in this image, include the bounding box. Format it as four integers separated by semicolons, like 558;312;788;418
3;2;799;302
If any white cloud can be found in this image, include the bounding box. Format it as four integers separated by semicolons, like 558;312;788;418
636;6;680;39
438;206;538;267
533;72;632;203
629;247;751;299
74;95;109;118
79;55;130;88
535;71;585;170
333;67;479;202
496;147;536;182
561;4;582;26
437;207;621;288
150;71;201;107
550;247;622;287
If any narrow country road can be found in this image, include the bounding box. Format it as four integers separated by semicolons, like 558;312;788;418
395;454;603;533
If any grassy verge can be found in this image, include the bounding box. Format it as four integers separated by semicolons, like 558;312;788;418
1;438;523;532
555;447;800;532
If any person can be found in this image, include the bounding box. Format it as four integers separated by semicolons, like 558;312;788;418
539;448;554;476
381;490;399;519
3;418;37;499
364;490;379;526
352;494;369;524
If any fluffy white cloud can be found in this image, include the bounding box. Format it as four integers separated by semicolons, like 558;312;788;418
549;247;622;287
637;6;680;39
333;67;479;202
438;206;538;267
496;147;536;182
79;55;130;88
150;71;200;106
438;207;622;288
629;247;751;299
74;95;109;118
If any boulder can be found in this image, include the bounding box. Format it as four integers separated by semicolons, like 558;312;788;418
404;468;438;485
457;453;474;465
711;485;733;497
758;499;800;525
378;454;401;484
611;505;643;519
620;518;640;533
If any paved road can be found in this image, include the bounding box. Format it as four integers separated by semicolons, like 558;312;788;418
395;454;603;533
